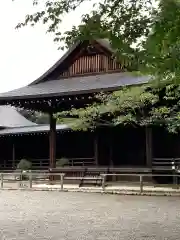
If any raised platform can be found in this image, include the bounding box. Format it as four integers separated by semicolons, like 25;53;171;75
49;166;153;185
50;166;152;174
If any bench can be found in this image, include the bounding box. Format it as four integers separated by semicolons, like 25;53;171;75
63;175;103;187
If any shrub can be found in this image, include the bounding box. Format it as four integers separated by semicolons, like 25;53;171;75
17;159;32;170
56;157;69;167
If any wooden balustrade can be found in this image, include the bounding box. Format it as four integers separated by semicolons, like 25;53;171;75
152;158;180;170
0;157;96;170
0;172;180;192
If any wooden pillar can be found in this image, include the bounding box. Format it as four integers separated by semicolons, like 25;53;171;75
109;130;113;167
145;127;152;168
49;113;56;169
12;143;15;168
94;133;98;166
109;130;116;182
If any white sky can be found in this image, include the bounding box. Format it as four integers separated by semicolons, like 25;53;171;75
0;0;96;93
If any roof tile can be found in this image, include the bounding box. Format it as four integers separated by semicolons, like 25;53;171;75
0;72;149;101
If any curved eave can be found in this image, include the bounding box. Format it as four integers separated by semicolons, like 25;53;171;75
0;124;72;137
0;73;150;102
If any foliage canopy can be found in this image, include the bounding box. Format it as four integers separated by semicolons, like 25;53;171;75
56;82;180;133
16;0;180;132
17;0;180;80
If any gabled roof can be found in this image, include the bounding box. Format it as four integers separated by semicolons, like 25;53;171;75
0;72;149;101
0;39;150;103
0;105;36;128
29;39;113;86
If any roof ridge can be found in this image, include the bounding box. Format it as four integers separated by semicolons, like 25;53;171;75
29;39;112;86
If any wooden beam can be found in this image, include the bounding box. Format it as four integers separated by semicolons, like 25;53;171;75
49;113;56;169
109;130;116;182
109;132;113;167
12;143;15;168
145;127;152;168
94;133;98;166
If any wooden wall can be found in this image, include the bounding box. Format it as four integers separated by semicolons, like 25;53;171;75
59;54;122;78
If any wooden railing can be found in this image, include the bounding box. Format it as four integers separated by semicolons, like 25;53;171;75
0;172;180;193
65;158;95;166
152;158;180;170
0;157;96;169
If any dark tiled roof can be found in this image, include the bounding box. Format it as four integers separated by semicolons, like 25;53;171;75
0;106;36;128
0;72;149;101
0;124;69;136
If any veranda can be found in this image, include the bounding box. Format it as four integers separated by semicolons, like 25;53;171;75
0;124;179;172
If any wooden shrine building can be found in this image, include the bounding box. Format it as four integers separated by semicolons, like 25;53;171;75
0;39;161;171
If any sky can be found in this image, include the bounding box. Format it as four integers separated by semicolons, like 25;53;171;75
0;0;96;93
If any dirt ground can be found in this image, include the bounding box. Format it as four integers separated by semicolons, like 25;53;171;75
0;191;179;239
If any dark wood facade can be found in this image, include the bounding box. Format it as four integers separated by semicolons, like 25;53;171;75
0;126;148;169
0;124;180;169
59;53;123;78
0;126;180;173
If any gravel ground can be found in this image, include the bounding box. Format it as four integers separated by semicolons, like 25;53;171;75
0;191;179;240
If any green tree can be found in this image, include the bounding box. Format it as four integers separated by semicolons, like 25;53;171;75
18;109;49;124
56;82;180;133
16;0;180;81
16;0;180;132
17;0;153;57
